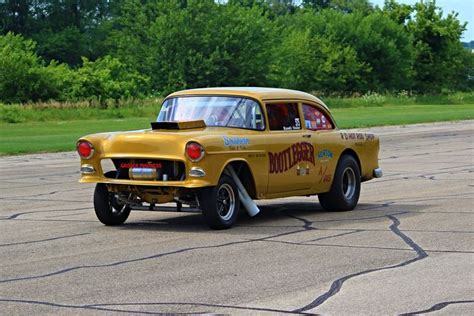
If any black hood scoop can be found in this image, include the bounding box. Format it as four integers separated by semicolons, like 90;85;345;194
151;120;206;130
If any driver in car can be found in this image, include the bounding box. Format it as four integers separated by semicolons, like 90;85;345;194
207;106;232;126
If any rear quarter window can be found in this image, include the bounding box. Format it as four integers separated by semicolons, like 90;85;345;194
303;104;333;130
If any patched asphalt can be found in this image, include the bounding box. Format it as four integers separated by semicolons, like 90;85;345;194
1;121;473;315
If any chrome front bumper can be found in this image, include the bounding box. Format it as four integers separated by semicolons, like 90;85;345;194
373;168;383;178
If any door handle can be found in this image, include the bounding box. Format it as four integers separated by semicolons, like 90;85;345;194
302;134;312;138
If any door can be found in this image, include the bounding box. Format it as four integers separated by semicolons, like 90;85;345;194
265;102;316;194
301;103;339;193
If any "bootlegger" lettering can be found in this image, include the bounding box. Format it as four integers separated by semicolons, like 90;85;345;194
268;142;315;174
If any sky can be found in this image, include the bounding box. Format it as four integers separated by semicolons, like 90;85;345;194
370;0;474;41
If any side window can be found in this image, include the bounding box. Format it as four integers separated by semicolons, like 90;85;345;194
303;104;333;130
266;103;301;131
226;99;265;130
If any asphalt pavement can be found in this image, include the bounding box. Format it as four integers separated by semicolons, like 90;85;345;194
0;120;473;315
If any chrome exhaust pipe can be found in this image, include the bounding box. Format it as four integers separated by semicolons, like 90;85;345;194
373;168;383;178
226;165;260;217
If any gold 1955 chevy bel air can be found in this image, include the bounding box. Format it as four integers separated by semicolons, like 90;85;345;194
77;87;382;229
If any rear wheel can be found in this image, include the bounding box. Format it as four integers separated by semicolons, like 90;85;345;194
199;174;240;229
318;155;361;211
94;176;131;226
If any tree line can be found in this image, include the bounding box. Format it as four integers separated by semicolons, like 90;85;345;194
1;0;472;104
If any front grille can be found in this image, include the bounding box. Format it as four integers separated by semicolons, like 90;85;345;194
102;158;186;181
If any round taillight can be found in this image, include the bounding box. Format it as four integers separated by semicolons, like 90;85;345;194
77;141;94;159
186;142;204;162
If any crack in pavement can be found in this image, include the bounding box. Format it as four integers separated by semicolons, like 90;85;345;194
371;192;472;204
0;197;90;203
4;210;424;288
367;169;473;184
394;147;474;158
306;243;473;254
44;212;88;218
0;228;309;284
0;171;78;181
439;164;474;171
5;187;91;199
400;300;474;315
285;214;316;230
236;225;474;234
292;214;428;313
0;207;91;220
0;233;90;248
304;230;363;243
256;239;474;254
0;197;88;203
0;298;314;315
0;180;78;189
0;218;98;223
309;211;408;223
248;230;366;248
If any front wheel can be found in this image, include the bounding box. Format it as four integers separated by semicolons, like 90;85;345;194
199;174;240;229
94;183;131;225
318;155;361;212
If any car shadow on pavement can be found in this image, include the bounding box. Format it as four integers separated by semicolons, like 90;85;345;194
236;201;429;227
116;201;430;233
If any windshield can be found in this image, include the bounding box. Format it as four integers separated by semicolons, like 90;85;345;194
157;96;265;130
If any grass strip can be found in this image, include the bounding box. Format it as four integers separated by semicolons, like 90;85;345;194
1;92;474;123
1;104;473;155
332;104;474;128
0;118;150;155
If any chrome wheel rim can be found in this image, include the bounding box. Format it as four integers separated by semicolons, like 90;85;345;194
342;167;356;199
216;183;235;221
109;193;128;216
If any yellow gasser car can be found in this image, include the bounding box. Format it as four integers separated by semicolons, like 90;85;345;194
77;87;382;229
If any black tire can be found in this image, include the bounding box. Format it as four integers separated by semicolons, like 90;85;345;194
318;155;361;212
94;183;131;225
199;174;240;229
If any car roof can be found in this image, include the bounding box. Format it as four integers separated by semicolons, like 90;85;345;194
168;87;330;111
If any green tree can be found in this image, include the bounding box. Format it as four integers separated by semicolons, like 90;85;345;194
274;9;414;93
303;0;372;14
1;0;471;99
103;0;159;76
302;0;331;10
382;0;413;25
335;10;415;91
73;56;150;107
0;32;75;103
407;1;468;92
229;0;298;17
109;0;275;94
0;0;32;34
32;26;89;65
1;0;113;65
272;28;365;93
